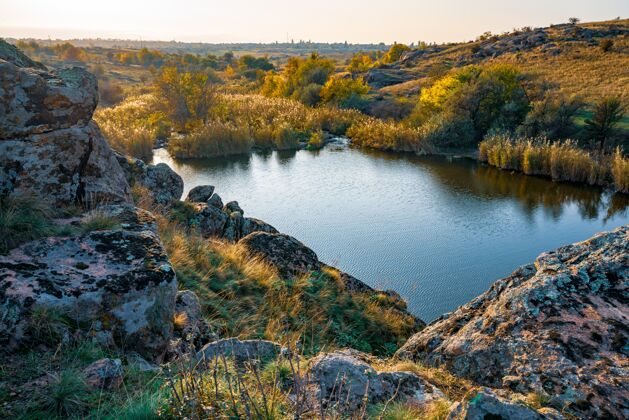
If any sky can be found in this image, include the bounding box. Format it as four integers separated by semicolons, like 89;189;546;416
1;0;628;44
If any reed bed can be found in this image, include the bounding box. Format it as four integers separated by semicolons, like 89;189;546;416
479;135;629;192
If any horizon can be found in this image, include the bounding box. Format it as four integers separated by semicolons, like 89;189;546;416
1;0;628;45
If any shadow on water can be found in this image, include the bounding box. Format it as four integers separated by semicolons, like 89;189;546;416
359;148;627;222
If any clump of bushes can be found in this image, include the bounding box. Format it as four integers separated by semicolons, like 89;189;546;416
479;135;629;192
167;121;252;158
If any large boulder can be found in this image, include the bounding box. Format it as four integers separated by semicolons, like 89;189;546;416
0;40;131;204
196;338;286;364
115;152;183;204
308;350;444;413
0;205;177;361
0;41;97;138
396;226;629;419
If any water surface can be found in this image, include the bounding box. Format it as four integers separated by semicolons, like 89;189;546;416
153;144;629;321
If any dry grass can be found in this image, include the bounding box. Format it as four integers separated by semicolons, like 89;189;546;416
346;118;431;153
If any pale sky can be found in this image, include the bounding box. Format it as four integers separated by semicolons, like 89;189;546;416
1;0;627;44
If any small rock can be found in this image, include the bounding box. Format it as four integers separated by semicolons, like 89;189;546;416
196;338;286;364
83;358;123;390
224;201;243;215
207;193;224;209
240;232;321;277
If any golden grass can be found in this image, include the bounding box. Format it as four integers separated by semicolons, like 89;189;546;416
346;117;430;153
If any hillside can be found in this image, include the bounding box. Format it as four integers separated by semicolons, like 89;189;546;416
373;19;629;105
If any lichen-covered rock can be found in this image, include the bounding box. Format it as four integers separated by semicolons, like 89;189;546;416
1;122;131;204
397;226;629;419
308;349;444;413
185;185;215;203
82;358;124;390
0;207;177;361
0;40;97;138
196;338;286;364
446;390;545;420
240;232;321;277
115;153;183;204
0;41;131;204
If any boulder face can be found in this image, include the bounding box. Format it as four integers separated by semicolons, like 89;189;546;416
397;226;629;419
0;205;177;361
240;232;321;277
0;40;131;204
446;390;545;420
115;152;183;204
308;349;444;413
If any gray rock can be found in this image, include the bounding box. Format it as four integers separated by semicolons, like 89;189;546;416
241;217;278;238
446;390;544;420
0;41;131;204
0;206;177;361
115;153;182;204
1;121;132;205
207;193;223;208
224;201;243;215
196;338;285;364
397;226;629;419
187;203;229;238
309;350;444;413
0;45;98;138
240;232;321;277
186;185;215;203
82;358;124;390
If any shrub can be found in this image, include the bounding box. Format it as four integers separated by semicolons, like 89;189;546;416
382;43;411;64
585;97;626;152
600;39;614;53
320;76;370;109
517;94;583;139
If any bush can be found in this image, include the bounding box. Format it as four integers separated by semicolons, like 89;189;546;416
600;39;614;53
517;94;583;139
585;97;626;152
320;76;370;109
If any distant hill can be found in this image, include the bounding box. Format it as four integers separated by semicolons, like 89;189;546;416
369;19;629;104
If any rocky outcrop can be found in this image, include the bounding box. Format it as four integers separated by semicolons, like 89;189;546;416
308;349;444;413
82;358;124;390
397;226;629;419
446;390;547;420
0;205;177;361
181;197;277;242
0;40;131;204
115;152;183;204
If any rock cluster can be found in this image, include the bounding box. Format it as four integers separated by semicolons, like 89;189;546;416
0;39;131;204
183;185;277;242
397;226;629;418
115;152;183;203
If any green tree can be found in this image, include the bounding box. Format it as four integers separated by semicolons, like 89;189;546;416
585;97;626;152
382;43;411;64
153;67;215;130
320;76;370;109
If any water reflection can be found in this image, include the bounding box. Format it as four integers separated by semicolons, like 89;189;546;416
153;146;629;321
